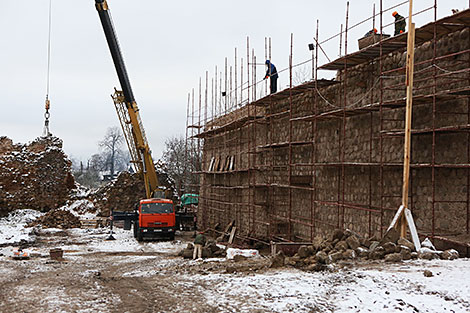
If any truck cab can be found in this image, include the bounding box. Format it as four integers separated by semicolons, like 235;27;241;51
133;198;175;241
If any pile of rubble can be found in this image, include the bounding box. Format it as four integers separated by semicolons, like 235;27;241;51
271;228;460;271
178;239;226;259
0;136;76;216
91;172;146;217
91;169;175;217
27;208;81;229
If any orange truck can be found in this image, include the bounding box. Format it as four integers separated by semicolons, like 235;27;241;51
133;199;176;241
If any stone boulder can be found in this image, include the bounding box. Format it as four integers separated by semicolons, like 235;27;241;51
335;241;349;251
297;245;310;258
385;253;403;262
380;228;399;245
397;238;415;251
441;249;459;260
383;242;397;255
270;251;286;268
315;251;329;264
346;235;361;250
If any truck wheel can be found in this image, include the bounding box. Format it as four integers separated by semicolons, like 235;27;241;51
137;230;143;242
133;221;139;238
169;233;175;241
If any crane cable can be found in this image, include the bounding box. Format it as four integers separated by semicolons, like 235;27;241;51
43;0;52;137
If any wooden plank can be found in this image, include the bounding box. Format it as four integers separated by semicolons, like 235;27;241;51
387;205;405;232
404;208;421;251
228;227;237;244
223;220;235;233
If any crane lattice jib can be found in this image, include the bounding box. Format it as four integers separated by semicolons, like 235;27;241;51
96;0;161;199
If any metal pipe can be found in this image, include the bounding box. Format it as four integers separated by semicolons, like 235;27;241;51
431;0;437;240
247;37;250;104
380;0;384;237
288;33;293;240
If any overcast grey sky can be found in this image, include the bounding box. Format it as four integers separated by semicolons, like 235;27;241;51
0;0;466;163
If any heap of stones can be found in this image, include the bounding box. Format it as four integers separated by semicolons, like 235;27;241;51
0;136;76;217
91;163;175;217
91;171;147;217
270;228;460;271
27;208;81;229
178;239;226;259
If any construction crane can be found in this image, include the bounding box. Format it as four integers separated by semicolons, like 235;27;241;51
95;0;175;240
95;0;163;199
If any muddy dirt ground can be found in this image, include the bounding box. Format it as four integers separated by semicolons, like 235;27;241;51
1;227;469;313
0;228;271;313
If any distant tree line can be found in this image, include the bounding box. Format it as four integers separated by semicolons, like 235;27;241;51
72;126;130;188
71;129;201;196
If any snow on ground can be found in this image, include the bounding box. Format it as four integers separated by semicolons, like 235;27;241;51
335;259;470;313
58;199;97;220
65;227;185;254
0;209;42;246
179;259;470;313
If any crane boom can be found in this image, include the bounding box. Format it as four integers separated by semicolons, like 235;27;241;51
95;0;161;199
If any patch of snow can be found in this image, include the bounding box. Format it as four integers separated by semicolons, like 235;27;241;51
421;237;437;250
226;248;260;259
179;259;470;313
64;228;185;254
334;259;470;312
0;209;43;246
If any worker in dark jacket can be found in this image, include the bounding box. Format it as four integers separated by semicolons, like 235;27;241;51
393;11;406;35
193;231;206;259
364;28;377;37
264;60;278;94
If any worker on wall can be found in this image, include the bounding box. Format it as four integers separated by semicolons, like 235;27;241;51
264;60;278;94
364;28;378;37
193;231;206;259
393;11;406;35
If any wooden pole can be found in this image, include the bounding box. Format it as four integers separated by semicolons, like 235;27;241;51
400;0;415;238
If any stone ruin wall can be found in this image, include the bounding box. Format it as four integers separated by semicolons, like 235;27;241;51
198;28;470;249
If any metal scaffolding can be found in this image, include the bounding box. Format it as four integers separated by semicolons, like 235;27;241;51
185;0;470;256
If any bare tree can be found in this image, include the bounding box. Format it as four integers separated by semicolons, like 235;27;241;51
161;136;187;197
293;65;310;86
99;126;126;177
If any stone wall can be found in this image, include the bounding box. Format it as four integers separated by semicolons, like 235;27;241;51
198;27;470;252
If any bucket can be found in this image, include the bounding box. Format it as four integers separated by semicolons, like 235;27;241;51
49;248;64;260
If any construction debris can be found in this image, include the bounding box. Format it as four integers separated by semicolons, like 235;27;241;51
0;136;75;216
11;247;30;260
269;229;461;270
27;208;81;229
178;239;226;259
